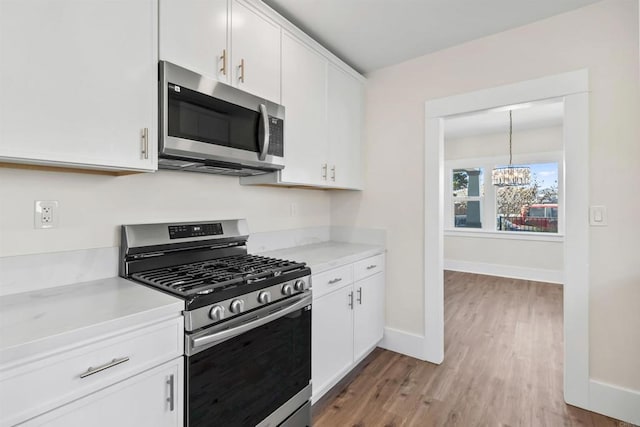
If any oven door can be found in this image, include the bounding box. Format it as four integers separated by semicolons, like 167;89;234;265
186;294;311;427
160;61;285;171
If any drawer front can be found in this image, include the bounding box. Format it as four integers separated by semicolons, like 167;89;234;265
312;264;353;299
354;254;385;282
0;317;183;427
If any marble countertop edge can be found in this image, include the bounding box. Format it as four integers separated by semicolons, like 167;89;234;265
257;241;386;275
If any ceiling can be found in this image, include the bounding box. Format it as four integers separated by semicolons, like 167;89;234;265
263;0;600;73
444;101;564;140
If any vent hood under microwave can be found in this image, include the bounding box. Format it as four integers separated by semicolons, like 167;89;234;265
159;61;285;176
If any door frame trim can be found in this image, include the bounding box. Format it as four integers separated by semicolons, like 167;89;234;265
423;69;590;408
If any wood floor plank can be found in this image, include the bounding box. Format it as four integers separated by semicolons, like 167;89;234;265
313;271;635;427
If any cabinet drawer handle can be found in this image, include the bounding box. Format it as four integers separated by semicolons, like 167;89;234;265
220;49;227;76
357;287;362;304
238;58;245;83
167;374;175;411
79;356;130;379
348;291;354;309
328;278;342;285
331;165;336;181
322;163;328;180
366;264;377;270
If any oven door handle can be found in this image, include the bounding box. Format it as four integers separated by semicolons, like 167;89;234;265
258;103;270;161
190;294;311;352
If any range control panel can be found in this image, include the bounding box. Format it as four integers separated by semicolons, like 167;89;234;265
169;223;223;239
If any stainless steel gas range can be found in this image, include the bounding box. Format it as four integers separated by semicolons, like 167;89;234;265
119;219;311;427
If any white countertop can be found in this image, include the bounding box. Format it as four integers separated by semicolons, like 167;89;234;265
0;277;183;367
259;241;385;274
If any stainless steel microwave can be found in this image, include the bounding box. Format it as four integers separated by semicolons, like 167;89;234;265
158;61;285;176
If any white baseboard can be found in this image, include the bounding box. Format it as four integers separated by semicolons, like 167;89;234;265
589;380;640;425
444;259;563;284
379;327;427;361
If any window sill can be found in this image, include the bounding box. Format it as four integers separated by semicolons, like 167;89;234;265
444;228;564;242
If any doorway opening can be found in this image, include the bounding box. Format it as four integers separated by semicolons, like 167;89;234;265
423;70;589;408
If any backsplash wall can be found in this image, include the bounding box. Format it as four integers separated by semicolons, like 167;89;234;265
0;167;331;257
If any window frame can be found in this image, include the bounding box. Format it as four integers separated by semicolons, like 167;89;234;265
445;151;564;240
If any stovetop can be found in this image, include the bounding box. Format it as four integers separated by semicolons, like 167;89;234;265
131;254;306;296
120;219;312;312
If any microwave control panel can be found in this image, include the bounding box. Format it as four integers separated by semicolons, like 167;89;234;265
268;117;284;157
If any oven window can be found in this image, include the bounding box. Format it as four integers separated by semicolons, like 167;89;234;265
187;307;311;427
168;84;260;153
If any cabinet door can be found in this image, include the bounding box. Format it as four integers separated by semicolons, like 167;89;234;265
159;0;229;83
312;287;354;401
353;272;385;362
327;64;364;189
231;0;280;102
21;358;184;427
0;0;157;171
280;32;328;186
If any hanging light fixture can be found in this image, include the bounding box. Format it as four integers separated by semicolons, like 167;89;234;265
492;110;531;186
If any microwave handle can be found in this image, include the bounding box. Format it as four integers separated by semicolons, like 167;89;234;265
258;103;270;161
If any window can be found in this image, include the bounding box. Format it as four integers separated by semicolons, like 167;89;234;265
452;168;483;229
447;159;561;235
495;162;558;233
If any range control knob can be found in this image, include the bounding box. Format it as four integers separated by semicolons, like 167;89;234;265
281;284;294;296
209;305;225;321
257;291;272;304
294;279;307;292
229;299;245;314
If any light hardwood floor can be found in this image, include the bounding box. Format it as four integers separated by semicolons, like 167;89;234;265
313;271;633;427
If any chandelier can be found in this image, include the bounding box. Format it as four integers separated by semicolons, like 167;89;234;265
492;110;531;187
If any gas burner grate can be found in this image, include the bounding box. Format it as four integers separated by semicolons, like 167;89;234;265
131;254;305;295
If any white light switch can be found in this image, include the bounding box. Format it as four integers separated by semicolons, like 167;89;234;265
590;205;607;226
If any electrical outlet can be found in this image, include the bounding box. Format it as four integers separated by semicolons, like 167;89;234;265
35;200;59;229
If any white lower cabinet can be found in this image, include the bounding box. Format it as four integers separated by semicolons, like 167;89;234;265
312;286;354;398
1;317;184;427
20;358;183;427
311;254;385;402
353;272;385;362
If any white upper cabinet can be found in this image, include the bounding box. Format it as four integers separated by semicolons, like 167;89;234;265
0;0;157;172
240;25;365;190
231;1;281;103
328;64;364;189
159;0;229;83
279;32;328;186
159;0;281;103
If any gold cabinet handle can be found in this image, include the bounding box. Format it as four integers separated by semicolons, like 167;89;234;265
238;58;245;83
140;128;149;159
220;49;227;76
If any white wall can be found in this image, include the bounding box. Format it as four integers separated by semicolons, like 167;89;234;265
0;168;330;257
444;126;563;279
331;0;640;390
445;125;563;160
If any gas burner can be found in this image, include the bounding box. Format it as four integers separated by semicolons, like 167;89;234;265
130;254;306;297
